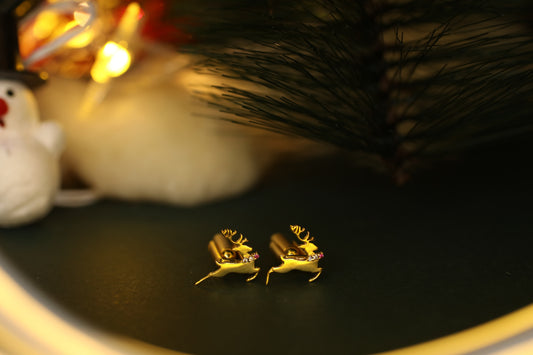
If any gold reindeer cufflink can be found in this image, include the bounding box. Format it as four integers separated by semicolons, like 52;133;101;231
266;225;324;285
195;229;260;285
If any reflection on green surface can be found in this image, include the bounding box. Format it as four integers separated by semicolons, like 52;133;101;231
1;156;533;355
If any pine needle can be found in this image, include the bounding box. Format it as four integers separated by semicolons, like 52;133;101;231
172;0;533;175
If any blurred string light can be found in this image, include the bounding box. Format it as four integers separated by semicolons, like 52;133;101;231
90;41;131;82
21;0;142;82
22;0;98;67
19;0;143;117
80;1;142;117
90;1;141;83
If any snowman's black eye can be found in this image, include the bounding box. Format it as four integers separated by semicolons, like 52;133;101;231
6;89;14;97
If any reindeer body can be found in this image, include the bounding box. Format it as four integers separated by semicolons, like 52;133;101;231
195;229;260;285
211;259;260;278
267;258;321;279
266;226;324;284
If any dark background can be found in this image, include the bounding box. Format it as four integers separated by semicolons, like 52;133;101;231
1;146;533;355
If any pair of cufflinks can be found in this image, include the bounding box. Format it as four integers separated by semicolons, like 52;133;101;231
195;225;324;285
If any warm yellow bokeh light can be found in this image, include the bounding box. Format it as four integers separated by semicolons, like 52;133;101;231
103;42;131;75
116;2;142;37
63;20;94;48
90;41;132;83
67;29;94;48
33;10;61;39
88;2;140;84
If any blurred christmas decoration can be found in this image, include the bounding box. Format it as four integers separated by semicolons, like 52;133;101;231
20;0;96;70
18;0;195;116
18;0;193;79
19;0;98;78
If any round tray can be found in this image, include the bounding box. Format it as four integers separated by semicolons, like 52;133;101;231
1;154;532;354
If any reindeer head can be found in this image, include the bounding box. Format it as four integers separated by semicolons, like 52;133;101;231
290;225;318;253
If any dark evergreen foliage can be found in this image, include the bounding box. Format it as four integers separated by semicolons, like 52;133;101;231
172;0;533;176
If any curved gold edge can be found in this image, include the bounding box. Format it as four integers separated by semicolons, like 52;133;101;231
377;304;533;355
0;252;188;355
3;244;533;355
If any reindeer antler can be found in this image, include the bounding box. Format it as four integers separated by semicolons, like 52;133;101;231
221;229;237;239
232;233;248;246
221;229;248;246
290;225;314;243
290;225;304;236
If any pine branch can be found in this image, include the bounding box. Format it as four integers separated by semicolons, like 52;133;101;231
172;0;533;176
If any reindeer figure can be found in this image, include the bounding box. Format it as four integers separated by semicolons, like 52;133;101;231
195;229;260;285
265;225;324;284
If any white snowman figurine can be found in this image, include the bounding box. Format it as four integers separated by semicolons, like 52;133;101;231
0;0;65;227
0;78;64;227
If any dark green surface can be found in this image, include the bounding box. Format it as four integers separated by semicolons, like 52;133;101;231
1;155;533;355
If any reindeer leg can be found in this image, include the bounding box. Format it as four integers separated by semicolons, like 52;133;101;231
308;268;322;283
195;272;215;285
246;268;260;282
265;267;277;285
